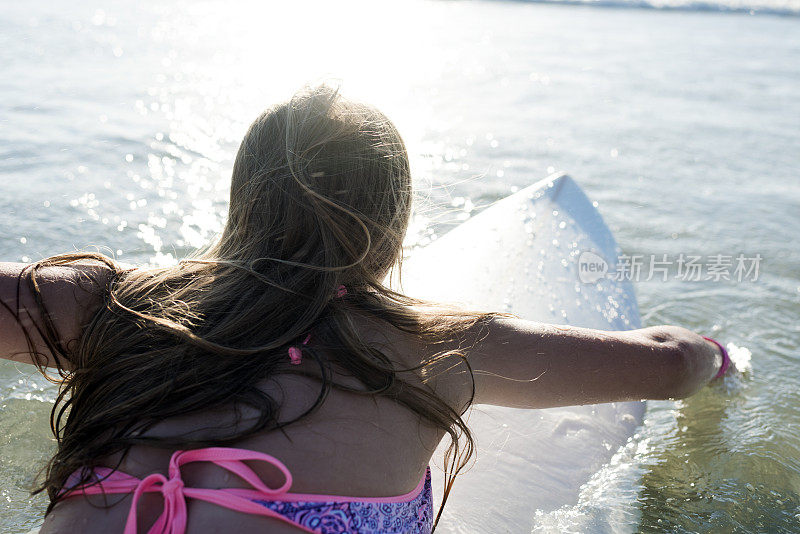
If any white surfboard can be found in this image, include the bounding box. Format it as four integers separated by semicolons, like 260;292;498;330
401;174;644;533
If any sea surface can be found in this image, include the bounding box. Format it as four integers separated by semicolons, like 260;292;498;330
1;0;799;532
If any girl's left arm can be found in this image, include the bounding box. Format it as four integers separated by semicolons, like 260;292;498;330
0;261;110;370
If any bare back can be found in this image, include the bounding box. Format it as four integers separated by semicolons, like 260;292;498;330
39;312;458;534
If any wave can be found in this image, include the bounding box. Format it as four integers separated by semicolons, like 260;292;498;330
494;0;800;17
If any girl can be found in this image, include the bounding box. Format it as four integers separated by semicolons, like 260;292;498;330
1;85;729;534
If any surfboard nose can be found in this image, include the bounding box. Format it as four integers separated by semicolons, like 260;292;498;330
524;173;619;260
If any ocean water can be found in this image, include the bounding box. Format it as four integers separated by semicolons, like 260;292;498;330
1;0;799;532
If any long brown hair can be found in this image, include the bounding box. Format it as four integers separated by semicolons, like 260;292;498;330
22;85;498;529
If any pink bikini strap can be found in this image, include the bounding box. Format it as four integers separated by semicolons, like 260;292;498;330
64;447;314;534
287;335;310;365
287;285;347;365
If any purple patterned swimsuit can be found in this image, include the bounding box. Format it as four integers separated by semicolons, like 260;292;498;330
253;467;433;534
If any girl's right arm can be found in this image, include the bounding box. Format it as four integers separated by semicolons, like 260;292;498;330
440;317;724;410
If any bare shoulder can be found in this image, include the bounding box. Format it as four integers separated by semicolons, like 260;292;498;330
344;302;476;414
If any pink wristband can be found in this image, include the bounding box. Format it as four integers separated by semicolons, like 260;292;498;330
702;336;730;379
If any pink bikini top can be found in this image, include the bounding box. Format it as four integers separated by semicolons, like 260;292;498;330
59;447;433;534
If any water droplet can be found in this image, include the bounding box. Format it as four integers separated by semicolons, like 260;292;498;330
91;9;106;26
